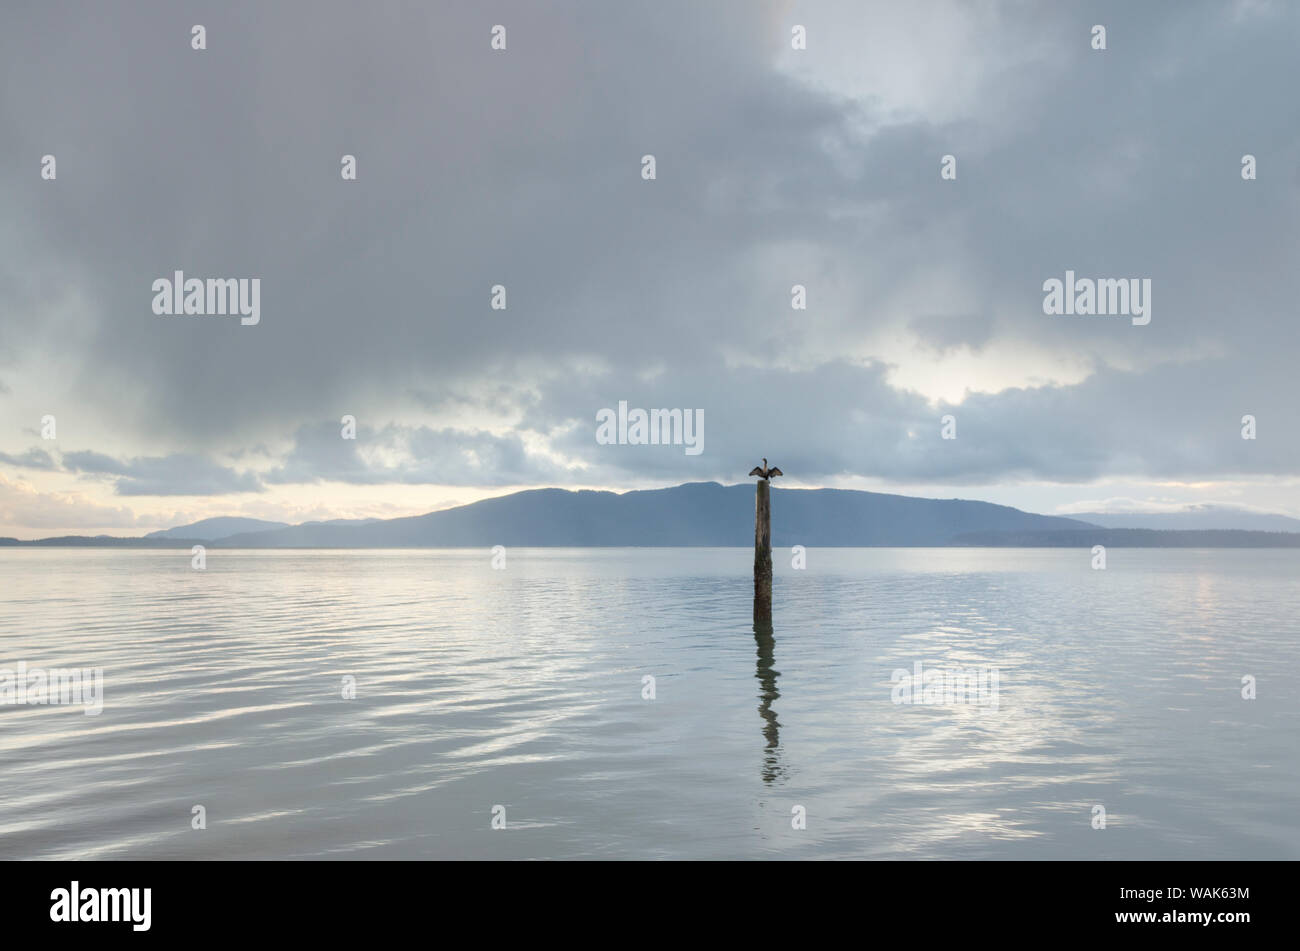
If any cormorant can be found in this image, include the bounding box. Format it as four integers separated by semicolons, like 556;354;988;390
748;458;783;480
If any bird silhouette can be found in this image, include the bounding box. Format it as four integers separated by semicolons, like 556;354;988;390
748;458;783;480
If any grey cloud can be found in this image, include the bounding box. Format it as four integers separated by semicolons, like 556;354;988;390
0;448;59;470
264;421;571;487
62;451;263;496
60;451;131;477
907;314;995;354
528;352;1299;486
1;0;1297;489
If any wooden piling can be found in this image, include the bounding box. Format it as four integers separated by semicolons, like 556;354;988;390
754;478;772;622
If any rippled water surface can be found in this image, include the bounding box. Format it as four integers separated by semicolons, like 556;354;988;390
1;547;1297;859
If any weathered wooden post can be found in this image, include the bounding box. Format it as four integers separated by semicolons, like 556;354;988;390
754;478;772;622
748;458;782;624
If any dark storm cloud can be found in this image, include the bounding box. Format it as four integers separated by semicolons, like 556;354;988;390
1;0;1297;490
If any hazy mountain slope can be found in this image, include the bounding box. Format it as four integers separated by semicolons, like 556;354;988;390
214;482;1099;547
16;484;1300;548
146;517;289;540
1070;509;1300;533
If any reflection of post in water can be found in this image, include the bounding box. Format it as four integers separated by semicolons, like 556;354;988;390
752;616;784;784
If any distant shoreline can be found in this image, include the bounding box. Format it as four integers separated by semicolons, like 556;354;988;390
5;536;1300;550
5;483;1300;549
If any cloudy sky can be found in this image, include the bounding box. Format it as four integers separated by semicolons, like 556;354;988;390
2;0;1298;538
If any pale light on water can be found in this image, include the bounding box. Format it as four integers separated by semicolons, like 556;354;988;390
1;548;1296;859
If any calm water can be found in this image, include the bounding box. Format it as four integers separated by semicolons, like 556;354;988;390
1;547;1297;860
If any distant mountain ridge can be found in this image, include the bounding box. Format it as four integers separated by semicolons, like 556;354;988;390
4;483;1299;548
1070;509;1300;533
146;517;289;540
208;482;1096;548
144;515;382;541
